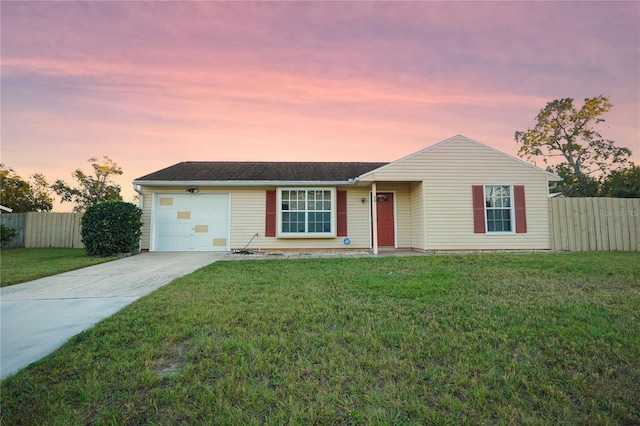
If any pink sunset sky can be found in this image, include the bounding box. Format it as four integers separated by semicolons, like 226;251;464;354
2;1;639;211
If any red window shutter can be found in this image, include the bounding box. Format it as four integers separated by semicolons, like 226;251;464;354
472;185;486;233
337;190;347;237
514;185;527;233
265;190;276;237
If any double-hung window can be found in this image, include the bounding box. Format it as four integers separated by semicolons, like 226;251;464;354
279;188;335;237
484;185;513;233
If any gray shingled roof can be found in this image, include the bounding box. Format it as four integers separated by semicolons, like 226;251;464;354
135;162;388;182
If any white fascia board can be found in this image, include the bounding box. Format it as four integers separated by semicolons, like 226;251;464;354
132;180;355;187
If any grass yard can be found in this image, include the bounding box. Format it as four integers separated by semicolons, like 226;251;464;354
0;248;117;287
1;252;639;424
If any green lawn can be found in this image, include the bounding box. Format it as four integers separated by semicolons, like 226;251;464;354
1;252;639;424
0;248;117;287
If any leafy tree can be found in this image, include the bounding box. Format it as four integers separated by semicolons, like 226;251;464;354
515;96;632;196
0;164;53;212
600;165;640;198
52;156;123;212
551;163;601;197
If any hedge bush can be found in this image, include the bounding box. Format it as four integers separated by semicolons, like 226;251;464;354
1;224;18;247
81;201;143;256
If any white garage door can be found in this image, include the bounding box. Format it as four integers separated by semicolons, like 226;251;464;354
154;193;229;251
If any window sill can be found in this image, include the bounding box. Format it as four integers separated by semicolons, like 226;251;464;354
277;233;336;239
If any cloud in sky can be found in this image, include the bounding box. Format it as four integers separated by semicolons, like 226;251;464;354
2;1;638;210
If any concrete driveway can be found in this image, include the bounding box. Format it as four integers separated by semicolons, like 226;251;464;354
1;252;225;379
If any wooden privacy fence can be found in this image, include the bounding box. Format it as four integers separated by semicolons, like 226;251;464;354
549;198;640;252
0;213;27;248
1;212;84;248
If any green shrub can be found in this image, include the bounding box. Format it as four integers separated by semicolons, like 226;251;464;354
81;201;143;256
1;224;18;247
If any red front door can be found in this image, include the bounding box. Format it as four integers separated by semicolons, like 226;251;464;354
375;193;395;247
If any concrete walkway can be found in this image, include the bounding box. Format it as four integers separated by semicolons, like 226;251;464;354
1;252;224;379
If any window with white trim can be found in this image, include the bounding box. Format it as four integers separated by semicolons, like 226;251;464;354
484;185;513;233
279;188;335;236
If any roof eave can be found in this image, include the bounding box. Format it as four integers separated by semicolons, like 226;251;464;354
132;180;358;187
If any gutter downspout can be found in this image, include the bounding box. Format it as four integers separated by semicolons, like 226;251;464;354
133;183;145;252
133;183;144;209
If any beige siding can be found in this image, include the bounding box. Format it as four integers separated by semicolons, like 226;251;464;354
345;188;373;249
361;136;555;250
395;185;412;248
230;187;375;250
228;188;268;250
423;179;550;250
139;186;376;251
359;135;557;184
423;139;551;249
410;182;426;250
140;189;153;250
226;187;363;251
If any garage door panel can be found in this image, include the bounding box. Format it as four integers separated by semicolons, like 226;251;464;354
176;223;193;234
154;194;229;252
157;210;176;222
192;237;216;250
155;238;174;251
191;211;211;223
174;236;193;251
157;227;176;237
